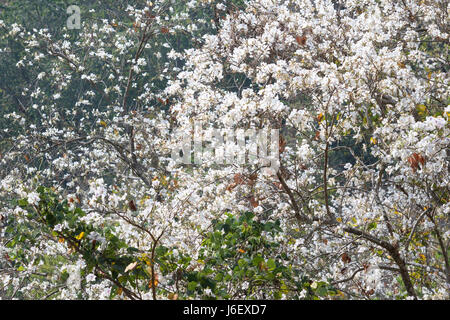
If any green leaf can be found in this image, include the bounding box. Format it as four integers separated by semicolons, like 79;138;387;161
238;258;247;268
267;258;276;271
316;285;328;297
187;281;197;291
368;222;377;231
252;256;264;267
127;247;140;254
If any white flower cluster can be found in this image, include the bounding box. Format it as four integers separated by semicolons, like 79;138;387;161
0;0;448;300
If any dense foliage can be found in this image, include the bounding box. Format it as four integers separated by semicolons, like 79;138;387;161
0;0;448;300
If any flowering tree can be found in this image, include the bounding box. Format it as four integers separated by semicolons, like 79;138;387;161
0;0;448;300
0;0;227;299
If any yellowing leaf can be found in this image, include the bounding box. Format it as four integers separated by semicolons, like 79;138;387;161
149;274;159;288
168;292;178;300
75;232;85;240
140;253;152;266
370;137;377;144
117;287;123;295
416;104;426;113
99;120;107;127
317;113;324;123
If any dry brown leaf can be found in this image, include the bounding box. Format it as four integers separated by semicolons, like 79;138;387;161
341;252;351;264
128;200;137;211
296;35;307;46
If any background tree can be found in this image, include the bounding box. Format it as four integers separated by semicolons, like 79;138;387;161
0;0;448;300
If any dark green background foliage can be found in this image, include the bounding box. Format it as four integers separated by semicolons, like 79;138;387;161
8;187;335;299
